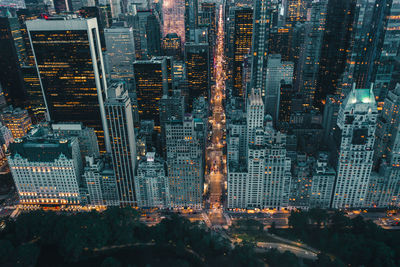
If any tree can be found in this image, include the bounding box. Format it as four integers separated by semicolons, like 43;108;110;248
329;211;352;232
288;210;308;233
268;222;277;234
101;257;121;267
15;243;40;267
308;208;328;226
0;239;14;264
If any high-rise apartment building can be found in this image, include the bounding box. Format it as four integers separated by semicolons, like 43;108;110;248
332;85;378;208
246;89;264;147
309;152;335;208
165;114;204;209
1;106;32;139
371;84;400;207
104;27;136;79
27;17;110;152
228;90;291;209
83;156;119;206
134;57;168;130
51;122;100;162
289;154;314;209
8;127;83;207
232;7;253;97
105;82;137;206
136;152;170;208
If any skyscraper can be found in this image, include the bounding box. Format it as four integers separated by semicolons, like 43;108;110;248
105;82;137;206
297;0;327;106
332;85;378;208
310;152;336;208
232;7;253;97
166;114;204;209
162;33;182;59
104;26;136;79
0;17;26;108
8;127;83;207
315;0;356;109
54;0;73;13
264;54;294;122
162;0;185;42
83;156;119;206
200;2;216;47
373;0;400;101
136;152;170;208
79;6;108;51
185;42;210;107
135;10;162;59
184;0;198;42
133;57;168;130
27;17;110;152
250;0;275;94
228;92;292;209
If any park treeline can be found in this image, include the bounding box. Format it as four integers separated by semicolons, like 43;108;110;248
0;208;399;266
0;208;297;267
279;209;400;267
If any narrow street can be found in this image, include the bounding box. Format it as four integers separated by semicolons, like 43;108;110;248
206;5;227;225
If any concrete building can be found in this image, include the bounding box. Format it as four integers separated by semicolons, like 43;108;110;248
1;106;32;139
136;152;170;208
51;122;100;162
83;156;119;206
105;82;137;206
8;127;83;207
165;114;204;209
104;27;136;80
310;153;336;208
331;85;378;208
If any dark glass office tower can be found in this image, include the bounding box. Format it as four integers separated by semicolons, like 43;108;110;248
133;58;168;131
79;6;108;51
185;42;210;108
146;13;162;57
200;2;216;47
162;33;182;59
0;17;26;108
54;0;73;13
250;0;275;97
315;0;356;109
27;17;110;152
184;0;198;42
232;7;253;97
21;66;46;123
16;9;40;67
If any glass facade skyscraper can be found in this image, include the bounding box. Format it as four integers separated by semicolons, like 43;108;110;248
27;17;110;152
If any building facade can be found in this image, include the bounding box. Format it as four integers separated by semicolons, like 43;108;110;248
332;85;378;208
